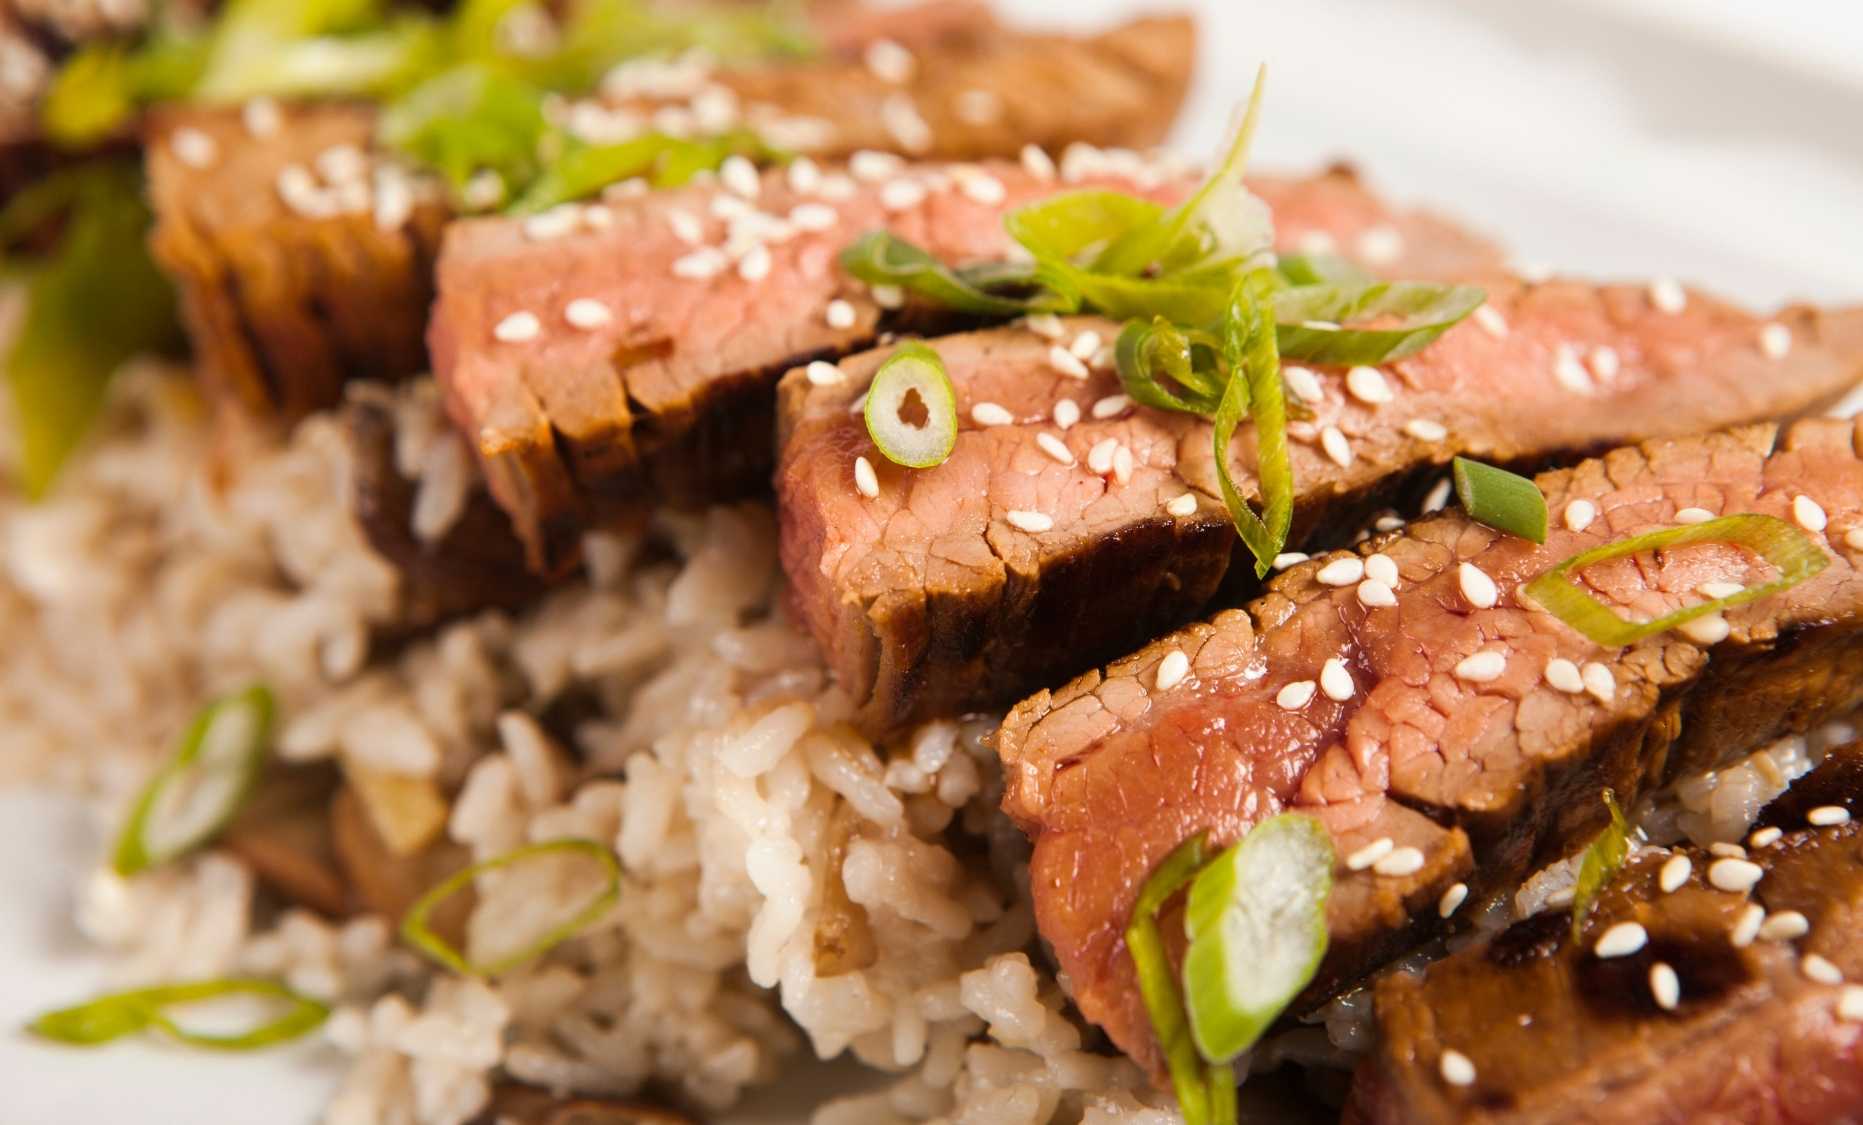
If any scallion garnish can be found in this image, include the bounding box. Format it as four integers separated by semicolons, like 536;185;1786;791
1568;789;1629;941
29;978;328;1050
1113;317;1225;415
400;838;621;976
1213;274;1294;578
1273;281;1487;366
863;342;959;469
1523;513;1828;647
838;232;1036;318
1452;457;1548;544
1273;253;1374;288
1126;832;1233;1125
112;685;275;877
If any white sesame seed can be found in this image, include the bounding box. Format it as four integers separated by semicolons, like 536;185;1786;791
1036;432;1075;466
1544;658;1584;694
1439;1049;1476;1088
242;97;281;138
1731;902;1765;947
1423;478;1453;514
1674;507;1715;525
718;154;760;199
1457;562;1499;609
1803;954;1844;986
1808;805;1851;827
1759;322;1792;360
1023;313;1064;339
1587;347;1621;382
1455;651;1506;683
850;150;903;182
881;94;932;153
1749;826;1784;849
1155;650;1190;691
171;126;217;169
1357;578;1396;608
1320;657;1355;702
968;401;1012;427
1356;224;1403;266
1345;836;1394;870
1473;305;1508;339
1793;495;1827;533
1020;143;1057;181
737;243;772;282
564;298;612;330
1346;365;1395;405
789;202;838;232
1699;581;1745;599
1438;882;1469;918
854;456;879;498
1595;921;1648;959
1375;846;1426;877
786;156;821;194
1552;345;1593;394
1708;857;1764;894
956;170;1006;206
1649;278;1687;314
1052;400;1080;430
805;361;843;387
1564;498;1597;532
1847;527;1863;551
1320;425;1353;468
1364;553;1399;587
1166;493;1198;518
667;209;704;245
1405;418;1448;442
863;38;914;83
1273;552;1310;570
1316;557;1365;587
521;206;577;242
1649;962;1681;1010
1841;985;1863;1022
493;311;541;343
1277;679;1319;711
1006;510;1052;533
954;88;1003;125
825;299;857;329
817;172;857;201
1087;438;1117;476
1581;662;1616;703
371;168;414;231
1069;331;1103;362
1709;842;1747;859
867;284;904;311
315;144;366;185
1678;613;1731;646
1759;910;1810;942
581;204;613;230
1283;365;1324;404
1048;346;1089;380
1659;854;1691;893
1112;445;1134;486
672;248;726;279
462;170;504;211
1375;515;1406;533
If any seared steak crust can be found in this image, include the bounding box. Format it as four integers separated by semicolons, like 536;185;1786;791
994;419;1863;1079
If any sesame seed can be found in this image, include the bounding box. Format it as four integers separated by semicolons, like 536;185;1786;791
493;311;541;343
880;177;928;212
1020;144;1057;181
1053;400;1080;429
242;97;281;138
1581;662;1615;703
789;202;838;232
1155;649;1190;691
1356;224;1403;266
1554;345;1592;393
1320;425;1353;467
1069;330;1103;361
805;361;844;387
1659;854;1691;893
1036;432;1075;466
1439;882;1469;918
854;456;879;498
716;155;759;198
581;205;612;230
1544;658;1584;694
956;170;1006;206
1360;554;1395;588
1650;962;1681;1010
1006;509;1052;533
1049;346;1089;380
825;299;857;329
1473;305;1509;338
818;172;857;200
1166;493;1198;518
1709;842;1747;859
1088;394;1129;421
1587;347;1620;382
1793;495;1827;533
1112;445;1134;485
1283;365;1324;404
1316;557;1365;587
1564;498;1597;532
786;157;821;194
1277;679;1319;711
870;284;905;310
1699;580;1745;599
1748;826;1784;848
564;298;612;329
850;150;904;182
1708;857;1764;894
1087;439;1117;475
1405;418;1448;442
1455;651;1506;683
667;209;704;244
881;94;932;153
1808;805;1851;827
1759;910;1810;942
1357;578;1396;608
1346;365;1394;405
1345;836;1394;870
315;144;366;185
963;402;1012;428
1847;527;1863;551
171;126;217;169
1320;657;1355;702
1273;553;1309;570
462;170;504;210
954;88;1003;126
1595;921;1648;959
521;206;580;243
863;38;914;83
1674;507;1715;525
737;243;772;282
672;248;726;279
1375;514;1406;533
1649;278;1687;314
1423;478;1453;514
1439;1049;1476;1088
372;168;414;231
1731;903;1765;947
1803;954;1844;985
1024;313;1064;339
1678;613;1730;645
1841;986;1863;1022
1759;322;1792;359
1375;846;1426;877
1458;562;1499;609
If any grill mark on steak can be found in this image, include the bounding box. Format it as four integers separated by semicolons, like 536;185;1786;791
993;419;1863;1081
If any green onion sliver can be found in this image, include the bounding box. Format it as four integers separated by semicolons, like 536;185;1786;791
112;684;275;877
1274;281;1486;366
1182;812;1333;1066
1523;514;1828;647
29;978;328;1051
838;231;1033;317
1569;789;1629;941
863;342;959;469
1214;274;1294;577
400;838;621;976
1452;457;1548;544
1126;833;1233;1125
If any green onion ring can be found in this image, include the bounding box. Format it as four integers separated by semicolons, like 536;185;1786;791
1453;457;1549;544
1126;832;1230;1125
112;684;275;877
400;838;622;977
29;978;328;1051
863;342;959;469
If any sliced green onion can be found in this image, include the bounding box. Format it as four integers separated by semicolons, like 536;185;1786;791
1569;789;1629;941
1126;833;1233;1125
863;342;959;469
1113;317;1225;416
838;232;1035;317
1453;457;1548;544
378;63;550;198
1273;253;1373;288
1274;281;1486;365
112;685;275;877
1182;812;1333;1065
1213;274;1294;577
400;838;621;976
1006;189;1166;271
1523;514;1828;647
29;978;328;1050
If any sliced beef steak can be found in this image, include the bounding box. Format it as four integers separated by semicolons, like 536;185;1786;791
437;156;1501;574
993;419;1863;1080
1349;742;1863;1125
780;291;1863;734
